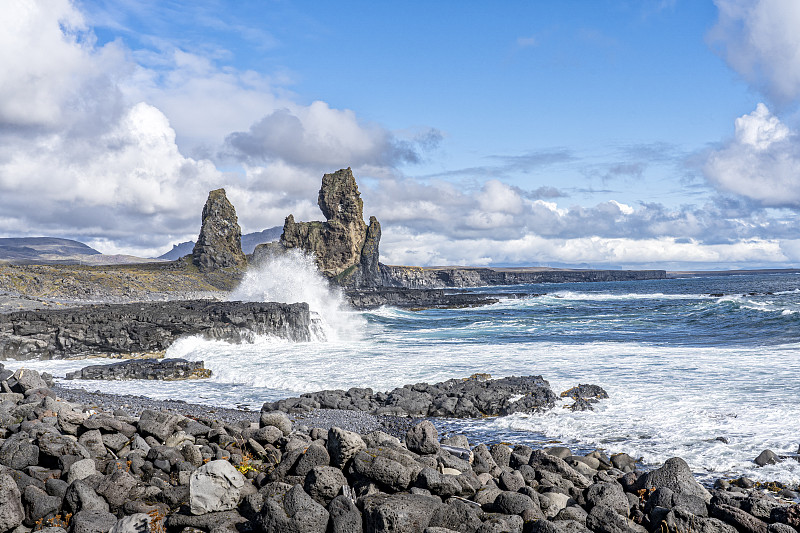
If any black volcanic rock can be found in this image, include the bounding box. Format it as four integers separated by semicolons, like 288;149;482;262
0;300;311;360
279;168;382;288
65;358;210;381
192;188;247;272
261;374;565;418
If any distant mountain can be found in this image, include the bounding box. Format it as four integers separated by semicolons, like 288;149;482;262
241;227;283;254
157;227;283;260
0;237;101;263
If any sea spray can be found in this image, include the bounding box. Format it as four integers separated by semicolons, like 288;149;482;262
228;248;365;341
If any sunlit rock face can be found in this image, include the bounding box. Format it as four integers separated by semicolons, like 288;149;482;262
192;188;247;272
280;168;381;287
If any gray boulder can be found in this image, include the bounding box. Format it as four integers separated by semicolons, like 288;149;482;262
351;449;414;492
304;466;348;506
362;493;442;533
0;433;39;470
70;510;118;533
586;504;647;533
328;494;363;533
0;473;24;533
327;426;366;468
754;450;779;467
585;482;630;517
406;420;440;455
495;491;537;515
109;514;150;533
258;483;328;533
137;409;185;442
637;457;711;503
64;479;110;514
189;459;247;515
260;411;293;435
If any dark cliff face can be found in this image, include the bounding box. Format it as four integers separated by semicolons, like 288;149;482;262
0;300;311;360
280;168;382;288
192;188;247;272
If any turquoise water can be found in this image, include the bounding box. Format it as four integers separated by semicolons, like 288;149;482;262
9;265;800;485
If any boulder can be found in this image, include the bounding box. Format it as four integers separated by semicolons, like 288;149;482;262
406;420;440;455
189;459;247;515
304;466;348;506
192;188;247;271
362;493;442;533
258;483;328;533
636;457;711;503
0;473;24;533
279;168;382;287
328;494;363;533
327;426;366;468
69;510;118;533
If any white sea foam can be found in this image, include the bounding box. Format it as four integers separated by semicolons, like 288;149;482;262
228;248;365;342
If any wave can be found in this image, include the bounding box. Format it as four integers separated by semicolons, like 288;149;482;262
229;248;365;342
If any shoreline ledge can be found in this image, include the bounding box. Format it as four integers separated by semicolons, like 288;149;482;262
0;300;312;361
1;367;798;533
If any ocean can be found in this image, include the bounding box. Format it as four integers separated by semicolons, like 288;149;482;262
7;255;800;486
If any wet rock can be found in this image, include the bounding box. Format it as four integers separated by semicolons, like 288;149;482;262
192;188;247;272
1;300;311;360
65;358;209;381
709;503;768;533
754;450;779;467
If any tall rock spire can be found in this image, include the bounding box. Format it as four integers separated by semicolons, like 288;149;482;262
192;188;247;272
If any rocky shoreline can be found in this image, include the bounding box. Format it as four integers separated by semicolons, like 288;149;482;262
1;365;798;533
0;300;312;361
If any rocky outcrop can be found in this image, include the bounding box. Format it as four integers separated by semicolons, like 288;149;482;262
381;265;668;288
345;288;510;309
280;168;381;288
65;358;211;381
192;189;247;272
261;375;580;417
0;300;311;360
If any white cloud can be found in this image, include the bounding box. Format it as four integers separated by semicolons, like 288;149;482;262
710;0;800;104
704;103;800;207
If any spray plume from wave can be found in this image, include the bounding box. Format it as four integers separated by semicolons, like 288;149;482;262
228;248;365;341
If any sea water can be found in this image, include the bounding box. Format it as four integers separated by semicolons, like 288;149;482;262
7;256;800;485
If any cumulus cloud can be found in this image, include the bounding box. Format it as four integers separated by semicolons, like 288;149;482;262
709;0;800;105
704;103;800;207
0;0;436;256
224;103;427;169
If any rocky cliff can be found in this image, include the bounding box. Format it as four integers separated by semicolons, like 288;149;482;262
381;265;667;288
0;300;311;360
192;189;247;272
279;168;381;288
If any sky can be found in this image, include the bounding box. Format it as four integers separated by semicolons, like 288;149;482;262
3;0;800;269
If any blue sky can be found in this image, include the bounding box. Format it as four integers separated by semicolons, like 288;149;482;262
2;0;800;268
